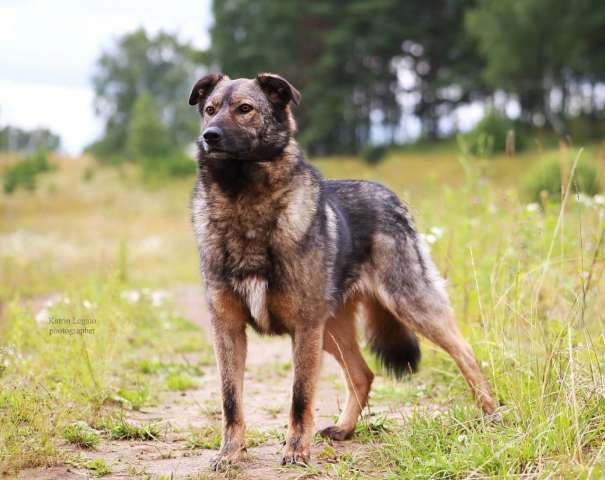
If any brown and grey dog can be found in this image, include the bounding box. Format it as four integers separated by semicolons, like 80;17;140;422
188;73;498;469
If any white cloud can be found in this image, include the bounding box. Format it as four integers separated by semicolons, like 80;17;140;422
0;0;211;154
0;82;99;154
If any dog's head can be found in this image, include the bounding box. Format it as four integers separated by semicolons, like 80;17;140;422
188;73;300;162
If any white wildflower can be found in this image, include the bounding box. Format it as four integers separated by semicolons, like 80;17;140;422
36;308;50;325
150;290;168;307
525;203;540;213
575;193;593;207
430;226;444;239
121;290;141;303
594;194;604;205
422;233;437;245
141;236;163;252
82;300;93;310
457;434;468;443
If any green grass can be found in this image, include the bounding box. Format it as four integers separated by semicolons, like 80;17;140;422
188;424;222;450
1;145;605;477
63;422;100;448
100;416;160;441
166;371;198;391
85;458;111;477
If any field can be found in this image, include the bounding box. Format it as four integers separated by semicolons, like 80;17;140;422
1;144;605;479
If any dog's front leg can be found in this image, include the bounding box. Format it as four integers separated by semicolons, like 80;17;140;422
282;323;324;465
208;291;248;471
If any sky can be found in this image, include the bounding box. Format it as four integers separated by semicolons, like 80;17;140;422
0;0;212;154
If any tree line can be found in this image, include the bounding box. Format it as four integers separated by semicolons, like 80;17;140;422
89;0;605;159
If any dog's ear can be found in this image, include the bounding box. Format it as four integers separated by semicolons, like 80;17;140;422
188;73;226;106
256;73;301;107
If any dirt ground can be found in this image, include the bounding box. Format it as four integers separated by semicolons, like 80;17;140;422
16;285;430;480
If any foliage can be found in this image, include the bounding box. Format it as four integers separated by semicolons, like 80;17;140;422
522;155;601;202
463;109;521;156
359;144;389;165
466;0;605;125
3;149;53;193
210;0;472;153
0;126;61;153
89;29;200;161
126;93;196;179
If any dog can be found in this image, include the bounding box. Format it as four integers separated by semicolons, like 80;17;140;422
188;73;498;470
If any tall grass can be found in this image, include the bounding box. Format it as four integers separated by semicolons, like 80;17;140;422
360;147;605;477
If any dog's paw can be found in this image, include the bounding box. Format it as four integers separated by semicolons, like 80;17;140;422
281;443;310;466
318;425;353;441
485;406;505;424
210;446;245;471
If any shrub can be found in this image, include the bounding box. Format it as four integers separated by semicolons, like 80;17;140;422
127;94;196;180
522;155;601;203
464;109;521;156
360;144;389;165
3;149;53;193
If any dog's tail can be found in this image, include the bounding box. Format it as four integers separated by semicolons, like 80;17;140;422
362;297;420;378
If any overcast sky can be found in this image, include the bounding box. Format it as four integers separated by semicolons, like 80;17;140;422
0;0;212;154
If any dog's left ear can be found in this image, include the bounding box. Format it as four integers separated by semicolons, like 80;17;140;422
256;73;301;107
188;73;226;106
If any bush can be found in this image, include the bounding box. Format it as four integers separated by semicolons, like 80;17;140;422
360;144;389;165
140;151;196;180
522;155;601;203
3;149;53;194
464;109;522;157
127;94;196;180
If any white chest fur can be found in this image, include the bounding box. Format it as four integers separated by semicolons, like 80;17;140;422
233;276;270;331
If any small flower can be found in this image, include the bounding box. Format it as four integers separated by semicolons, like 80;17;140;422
594;194;604;205
430;226;444;239
422;233;437;245
575;193;593;207
82;300;93;310
121;290;141;303
36;308;50;325
525;203;540;213
457;434;468;443
150;290;168;307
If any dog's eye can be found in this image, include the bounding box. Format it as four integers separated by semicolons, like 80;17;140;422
205;105;216;115
238;104;253;113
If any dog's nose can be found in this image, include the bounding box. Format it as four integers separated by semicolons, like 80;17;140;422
202;127;222;143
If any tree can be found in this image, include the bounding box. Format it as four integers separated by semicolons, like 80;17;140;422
466;0;592;127
209;0;404;154
0;126;61;153
209;0;487;150
90;29;201;160
394;0;488;139
126;93;172;161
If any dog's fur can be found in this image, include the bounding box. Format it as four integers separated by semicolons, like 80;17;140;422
189;73;498;469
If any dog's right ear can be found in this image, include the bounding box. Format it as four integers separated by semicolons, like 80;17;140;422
188;73;226;106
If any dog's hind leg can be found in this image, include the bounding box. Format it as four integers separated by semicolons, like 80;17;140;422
320;298;374;440
381;284;498;415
